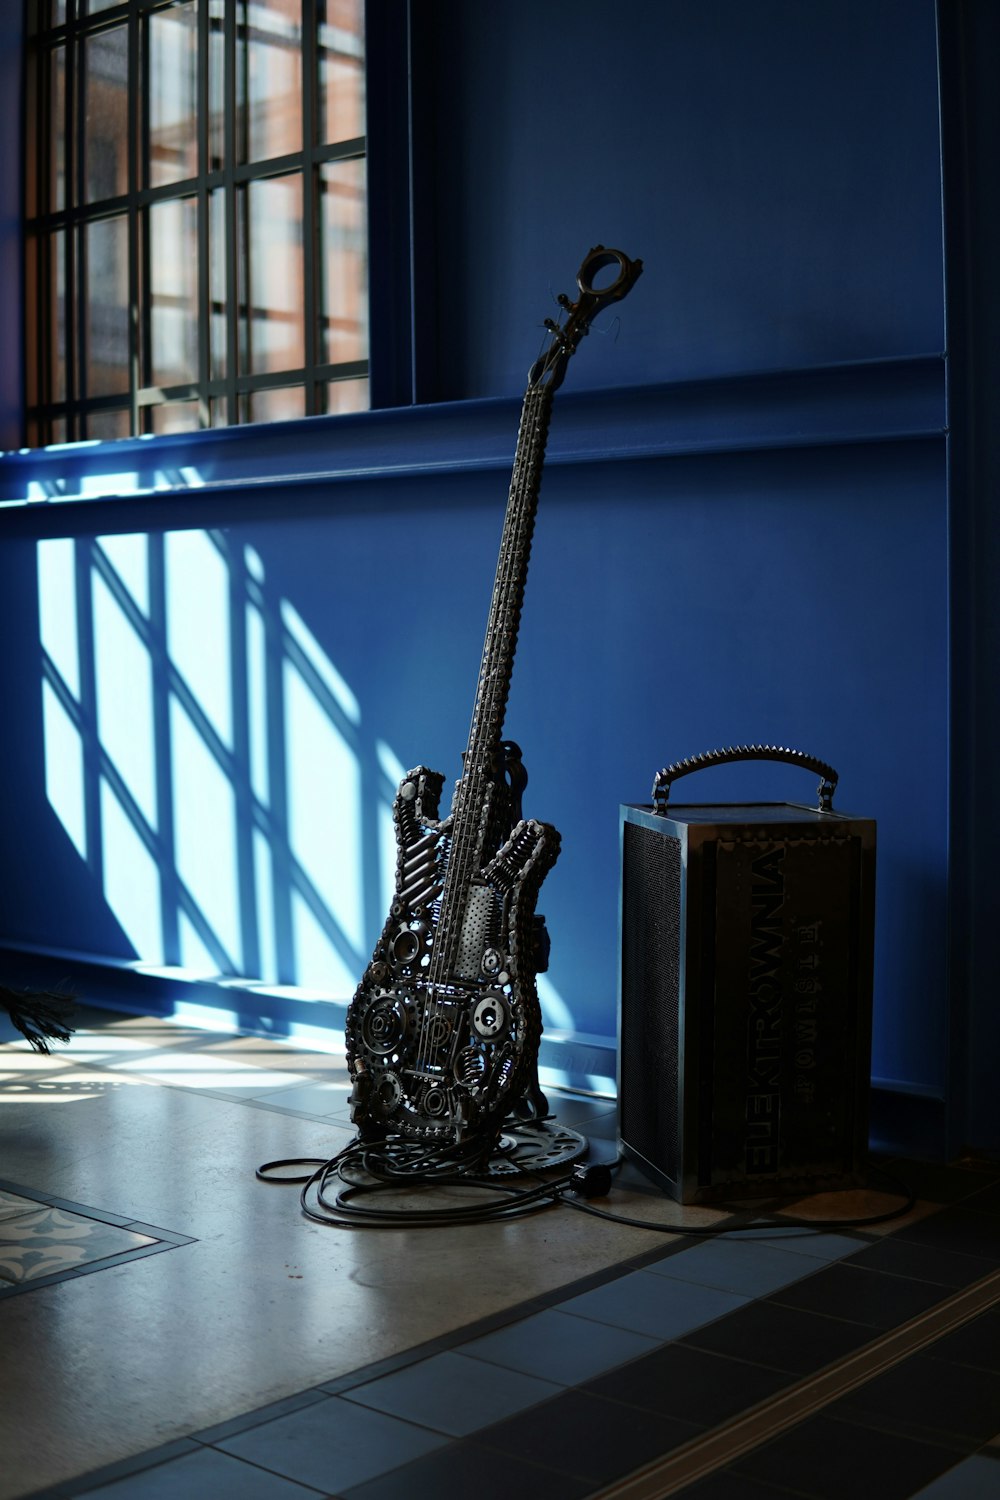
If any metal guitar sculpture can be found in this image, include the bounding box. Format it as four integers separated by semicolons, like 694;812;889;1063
346;246;643;1148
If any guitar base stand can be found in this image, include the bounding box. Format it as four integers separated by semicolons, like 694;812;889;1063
487;1121;589;1177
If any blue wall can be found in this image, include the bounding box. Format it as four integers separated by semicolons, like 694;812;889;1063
2;0;984;1149
419;0;943;398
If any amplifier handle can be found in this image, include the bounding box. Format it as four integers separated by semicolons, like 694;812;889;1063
651;745;839;814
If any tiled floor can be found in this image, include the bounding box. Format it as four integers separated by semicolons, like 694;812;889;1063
1;1005;999;1500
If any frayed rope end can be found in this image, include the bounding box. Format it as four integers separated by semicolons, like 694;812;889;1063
1;987;76;1054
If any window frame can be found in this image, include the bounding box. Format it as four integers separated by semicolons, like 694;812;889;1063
24;0;371;448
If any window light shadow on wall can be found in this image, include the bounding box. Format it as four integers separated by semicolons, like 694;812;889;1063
38;517;394;1005
35;485;582;1061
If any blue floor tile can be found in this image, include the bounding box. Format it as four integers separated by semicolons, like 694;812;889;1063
215;1394;448;1492
78;1446;324;1499
556;1268;749;1340
461;1306;660;1384
716;1227;868;1260
341;1349;563;1437
341;1437;592;1500
911;1454;1000;1498
642;1237;831;1297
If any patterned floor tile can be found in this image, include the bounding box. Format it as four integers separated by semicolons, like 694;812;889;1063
0;1206;156;1284
0;1189;45;1223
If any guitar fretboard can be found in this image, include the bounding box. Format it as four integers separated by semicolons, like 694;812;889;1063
428;381;554;982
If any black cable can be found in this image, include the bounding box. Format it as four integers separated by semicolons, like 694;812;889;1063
257;1138;916;1234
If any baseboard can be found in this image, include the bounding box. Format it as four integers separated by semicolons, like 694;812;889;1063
0;942;951;1154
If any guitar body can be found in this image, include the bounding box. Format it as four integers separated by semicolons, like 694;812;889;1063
344;246;641;1150
346;762;560;1144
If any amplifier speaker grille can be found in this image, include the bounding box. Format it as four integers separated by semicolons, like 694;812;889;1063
620;822;682;1182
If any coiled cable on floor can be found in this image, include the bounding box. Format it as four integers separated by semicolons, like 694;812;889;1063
259;1135;571;1227
257;1137;916;1233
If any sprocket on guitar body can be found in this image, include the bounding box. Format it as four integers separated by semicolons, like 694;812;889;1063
345;757;561;1146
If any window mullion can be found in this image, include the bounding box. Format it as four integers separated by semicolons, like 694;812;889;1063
226;2;240;423
302;0;318;415
197;0;210;424
70;1;84;440
129;5;143;434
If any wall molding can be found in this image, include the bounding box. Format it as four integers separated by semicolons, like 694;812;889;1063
0;355;946;516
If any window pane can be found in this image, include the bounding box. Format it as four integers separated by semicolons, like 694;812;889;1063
319;0;365;145
151;401;202;434
150;197;199;387
49;45;66;212
209;188;227;379
86;216;130;397
243;173;304;375
87;409;132;441
249;385;304;424
238;0;302;164
148;2;199;188
85;26;128;203
325;376;368;415
320;159;367;365
27;0;368;447
46;230;67;405
208;1;225;172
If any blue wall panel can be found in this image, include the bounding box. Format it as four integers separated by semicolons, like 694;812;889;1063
422;0;944;399
0;434;947;1092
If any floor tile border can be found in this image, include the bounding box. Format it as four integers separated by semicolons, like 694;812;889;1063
19;1440;206;1500
0;1178;197;1300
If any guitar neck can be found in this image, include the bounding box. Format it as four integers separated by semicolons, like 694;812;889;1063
430;381;554;979
426;246;643;984
465;382;554;786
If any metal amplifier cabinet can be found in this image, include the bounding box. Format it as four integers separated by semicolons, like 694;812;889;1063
618;748;876;1204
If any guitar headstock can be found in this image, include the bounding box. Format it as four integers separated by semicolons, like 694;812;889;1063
528;245;643;391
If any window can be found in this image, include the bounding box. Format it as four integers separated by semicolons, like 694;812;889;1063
25;0;368;446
